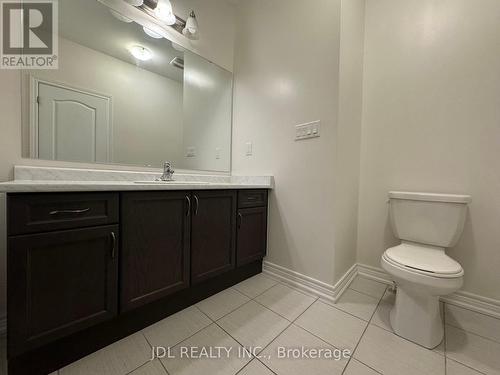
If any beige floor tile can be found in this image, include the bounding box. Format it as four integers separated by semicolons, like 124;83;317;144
196;289;250;320
143;306;211;348
446;304;500;344
354;325;445;375
218;300;289;351
332;289;379;321
162;324;250;375
370;288;395;331
295;300;367;352
59;333;151;375
254;283;316;321
343;359;381;375
446;325;500;375
349;277;388;300
447;359;484;375
233;274;278;299
129;360;167;375
237;359;274;375
260;324;348;375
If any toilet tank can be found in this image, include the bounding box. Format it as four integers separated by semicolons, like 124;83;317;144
388;191;471;248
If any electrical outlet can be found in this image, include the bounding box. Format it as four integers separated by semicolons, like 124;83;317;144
215;147;221;159
295;120;321;141
186;147;196;157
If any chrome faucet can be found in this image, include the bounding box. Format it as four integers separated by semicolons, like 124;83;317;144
157;161;175;181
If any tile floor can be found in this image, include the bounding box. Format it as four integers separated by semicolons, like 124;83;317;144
1;273;500;375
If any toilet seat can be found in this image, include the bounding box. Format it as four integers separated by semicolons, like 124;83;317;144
383;243;463;279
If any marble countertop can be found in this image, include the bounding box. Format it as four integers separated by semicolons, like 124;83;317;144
0;166;274;193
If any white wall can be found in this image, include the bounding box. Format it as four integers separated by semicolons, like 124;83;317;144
24;37;184;168
333;0;366;278
357;0;500;300
232;0;343;285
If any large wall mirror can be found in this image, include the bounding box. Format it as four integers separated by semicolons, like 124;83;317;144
22;0;233;172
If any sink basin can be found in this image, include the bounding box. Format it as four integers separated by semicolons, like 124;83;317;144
134;181;210;185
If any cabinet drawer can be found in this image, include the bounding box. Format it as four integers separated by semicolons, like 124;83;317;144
238;190;268;208
8;193;119;235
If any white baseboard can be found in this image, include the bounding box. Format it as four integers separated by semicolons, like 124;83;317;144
263;260;500;320
356;263;500;320
263;261;358;303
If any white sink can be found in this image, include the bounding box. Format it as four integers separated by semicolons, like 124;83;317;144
134;181;210;185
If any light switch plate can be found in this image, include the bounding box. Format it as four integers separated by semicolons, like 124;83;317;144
295;120;321;141
246;142;253;156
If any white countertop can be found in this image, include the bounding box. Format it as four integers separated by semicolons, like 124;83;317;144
0;166;274;193
0;180;273;193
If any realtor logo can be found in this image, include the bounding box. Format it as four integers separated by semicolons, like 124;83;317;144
1;0;58;69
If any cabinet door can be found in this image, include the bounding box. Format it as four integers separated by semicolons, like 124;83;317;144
236;207;268;266
191;190;237;284
121;192;190;312
8;226;119;355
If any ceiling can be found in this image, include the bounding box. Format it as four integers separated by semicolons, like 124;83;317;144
59;0;184;82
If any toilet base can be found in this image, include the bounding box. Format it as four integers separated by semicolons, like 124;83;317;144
389;285;443;349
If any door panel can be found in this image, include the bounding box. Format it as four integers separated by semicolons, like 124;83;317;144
191;190;237;284
120;192;190;312
8;226;119;356
37;82;111;163
237;207;268;266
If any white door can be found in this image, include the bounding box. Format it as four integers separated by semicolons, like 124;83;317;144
37;81;111;163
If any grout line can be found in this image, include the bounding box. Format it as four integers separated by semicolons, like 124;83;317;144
445;358;488;375
444;303;448;375
232;277;279;299
444;323;500;346
255;358;279;375
341;288;386;375
140;332;171;375
319;296;377;323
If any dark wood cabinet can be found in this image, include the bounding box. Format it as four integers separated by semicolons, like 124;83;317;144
237;206;268;266
190;190;237;284
120;192;191;312
8;225;119;356
6;189;268;374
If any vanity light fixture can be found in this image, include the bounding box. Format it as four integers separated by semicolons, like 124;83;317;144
125;0;144;6
129;45;153;61
182;10;199;40
143;26;163;39
154;0;176;26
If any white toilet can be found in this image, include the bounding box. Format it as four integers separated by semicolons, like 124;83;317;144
381;191;471;349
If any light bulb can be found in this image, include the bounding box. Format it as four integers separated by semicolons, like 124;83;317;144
182;10;199;40
143;26;163;39
129;45;153;61
155;0;176;25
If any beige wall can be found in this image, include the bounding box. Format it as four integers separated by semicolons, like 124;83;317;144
232;0;344;285
333;0;366;279
357;0;500;300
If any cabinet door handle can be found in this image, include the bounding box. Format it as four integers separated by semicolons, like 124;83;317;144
49;208;90;215
194;195;199;216
110;231;116;259
238;212;243;229
185;195;191;216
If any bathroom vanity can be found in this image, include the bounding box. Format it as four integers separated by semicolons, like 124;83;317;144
1;167;273;375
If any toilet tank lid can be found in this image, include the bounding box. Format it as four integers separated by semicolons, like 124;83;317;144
389;191;471;204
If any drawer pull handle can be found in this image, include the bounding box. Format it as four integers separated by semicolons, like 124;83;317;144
194;195;199;216
49;208;91;215
238;212;243;228
185;195;191;217
110;232;117;259
247;196;257;201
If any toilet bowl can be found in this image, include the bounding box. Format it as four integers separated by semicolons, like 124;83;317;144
382;191;471;349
